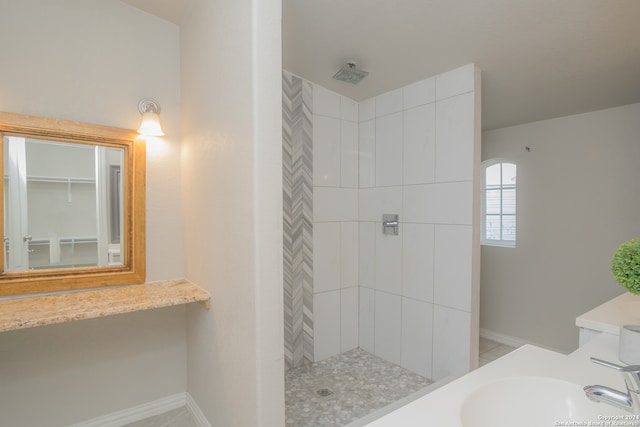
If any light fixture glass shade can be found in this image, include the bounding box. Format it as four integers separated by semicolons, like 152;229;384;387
138;111;164;136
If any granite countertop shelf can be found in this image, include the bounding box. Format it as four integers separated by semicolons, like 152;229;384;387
0;279;210;332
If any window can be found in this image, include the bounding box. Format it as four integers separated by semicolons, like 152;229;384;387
482;160;516;247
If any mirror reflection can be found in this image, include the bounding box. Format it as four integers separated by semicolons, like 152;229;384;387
3;136;124;271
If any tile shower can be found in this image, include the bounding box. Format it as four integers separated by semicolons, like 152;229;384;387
283;64;481;421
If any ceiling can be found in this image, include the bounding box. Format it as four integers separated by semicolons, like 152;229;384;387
121;0;640;130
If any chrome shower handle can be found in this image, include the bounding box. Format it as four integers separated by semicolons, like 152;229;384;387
382;214;399;235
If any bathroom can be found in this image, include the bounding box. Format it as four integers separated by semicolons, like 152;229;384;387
0;1;639;426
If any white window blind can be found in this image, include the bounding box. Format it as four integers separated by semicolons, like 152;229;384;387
482;161;516;247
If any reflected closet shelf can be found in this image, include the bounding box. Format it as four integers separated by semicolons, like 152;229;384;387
28;237;98;246
4;174;95;184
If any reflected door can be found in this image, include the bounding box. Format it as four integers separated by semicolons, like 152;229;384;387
4;136;29;270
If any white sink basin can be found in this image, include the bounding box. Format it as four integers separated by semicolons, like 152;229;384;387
460;376;622;427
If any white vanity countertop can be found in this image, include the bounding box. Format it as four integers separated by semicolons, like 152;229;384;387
364;342;626;427
576;292;640;335
364;295;638;426
569;332;622;364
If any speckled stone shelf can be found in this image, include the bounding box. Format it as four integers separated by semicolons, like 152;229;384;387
0;279;210;332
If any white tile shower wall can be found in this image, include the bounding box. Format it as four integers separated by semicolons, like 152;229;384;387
375;112;404;186
313;115;341;187
401;223;435;303
435;92;475;183
358;187;403;222
403;103;436;185
358;286;375;354
401;297;434;378
374;291;402;364
403;181;473;225
314;291;341;361
341;287;359;352
313;187;358;222
403;77;436;110
312;84;360;361
341;121;359;188
299;64;479;371
433;304;472;379
313;85;342;118
434;225;473;312
358;64;479;381
313;222;341;294
359;98;376;122
341;97;359;122
358;120;376;188
435;64;475;101
376;88;403;117
358;222;376;289
341;222;359;288
375;231;402;295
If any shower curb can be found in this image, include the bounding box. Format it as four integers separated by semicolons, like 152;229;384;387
343;376;456;427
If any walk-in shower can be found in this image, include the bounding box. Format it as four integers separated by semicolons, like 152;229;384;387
283;63;481;425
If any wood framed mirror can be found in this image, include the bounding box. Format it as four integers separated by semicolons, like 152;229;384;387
0;111;145;296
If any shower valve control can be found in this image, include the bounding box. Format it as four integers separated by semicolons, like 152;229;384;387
382;214;399;235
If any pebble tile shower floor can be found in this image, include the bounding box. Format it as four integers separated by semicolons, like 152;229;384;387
285;348;434;427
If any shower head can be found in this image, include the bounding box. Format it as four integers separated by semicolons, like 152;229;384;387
332;62;369;84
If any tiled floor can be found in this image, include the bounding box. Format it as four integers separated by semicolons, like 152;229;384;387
285;348;433;427
123;406;197;427
127;339;519;427
479;337;519;367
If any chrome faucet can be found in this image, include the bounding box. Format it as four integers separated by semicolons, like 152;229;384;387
584;357;640;414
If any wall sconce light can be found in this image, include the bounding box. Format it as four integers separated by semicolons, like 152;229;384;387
137;98;164;137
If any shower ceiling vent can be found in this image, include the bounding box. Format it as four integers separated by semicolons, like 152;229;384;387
332;62;369;84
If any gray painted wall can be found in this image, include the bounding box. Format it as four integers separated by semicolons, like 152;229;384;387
481;102;640;352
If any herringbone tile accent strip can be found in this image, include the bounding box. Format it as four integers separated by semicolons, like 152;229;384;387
283;71;314;369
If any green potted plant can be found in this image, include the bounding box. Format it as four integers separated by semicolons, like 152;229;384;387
611;239;640;295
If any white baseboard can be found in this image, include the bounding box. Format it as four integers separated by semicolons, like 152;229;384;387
70;393;186;427
71;392;211;427
186;393;212;427
480;328;567;354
